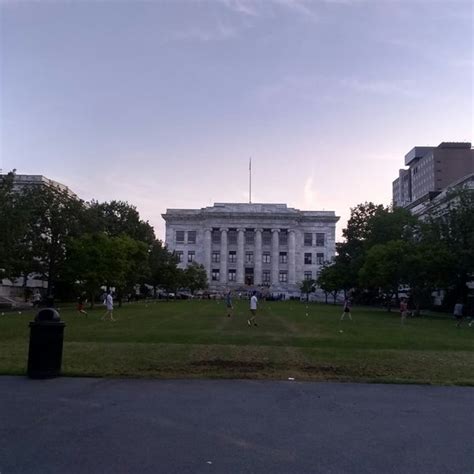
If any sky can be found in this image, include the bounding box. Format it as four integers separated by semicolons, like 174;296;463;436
0;0;472;241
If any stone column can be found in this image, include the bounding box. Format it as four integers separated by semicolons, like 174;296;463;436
203;228;212;281
254;228;263;285
219;228;228;285
271;228;280;285
288;229;296;285
236;227;245;284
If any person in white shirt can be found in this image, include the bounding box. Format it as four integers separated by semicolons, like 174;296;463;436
102;290;115;322
248;292;258;327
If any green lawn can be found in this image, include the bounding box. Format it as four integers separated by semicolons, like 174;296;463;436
1;300;473;385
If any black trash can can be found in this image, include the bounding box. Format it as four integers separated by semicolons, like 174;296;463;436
27;308;66;379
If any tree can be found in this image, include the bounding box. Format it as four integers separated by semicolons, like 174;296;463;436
84;200;155;245
148;241;180;297
183;262;208;295
300;279;316;302
358;240;411;310
16;184;85;298
66;233;148;307
317;264;344;304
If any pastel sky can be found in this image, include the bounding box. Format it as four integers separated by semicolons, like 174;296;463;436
1;0;472;240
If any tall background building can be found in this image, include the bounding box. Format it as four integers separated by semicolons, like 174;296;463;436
162;203;339;297
392;142;473;215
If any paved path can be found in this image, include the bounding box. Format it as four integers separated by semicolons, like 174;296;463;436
0;377;473;473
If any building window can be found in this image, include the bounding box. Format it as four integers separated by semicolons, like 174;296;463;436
262;271;271;283
245;252;254;264
279;252;287;264
279;230;288;246
176;231;185;243
187;251;195;263
262;230;272;245
279;271;288;283
187;231;196;244
316;233;325;247
211;269;220;281
228;269;236;282
228;230;237;245
212;252;220;263
262;252;271;264
316;253;324;265
245;230;254;245
304;271;312;280
304;233;312;246
229;251;237;263
304;253;312;265
175;251;183;263
212;229;220;244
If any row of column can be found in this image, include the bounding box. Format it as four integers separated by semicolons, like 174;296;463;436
203;228;297;286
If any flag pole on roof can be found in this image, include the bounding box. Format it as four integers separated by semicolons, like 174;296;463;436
249;157;252;204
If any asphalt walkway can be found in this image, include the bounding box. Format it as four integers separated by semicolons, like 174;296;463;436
0;377;473;473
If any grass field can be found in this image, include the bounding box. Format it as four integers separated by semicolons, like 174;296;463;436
1;300;473;385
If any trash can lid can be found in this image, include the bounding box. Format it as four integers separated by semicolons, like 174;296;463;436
35;308;60;322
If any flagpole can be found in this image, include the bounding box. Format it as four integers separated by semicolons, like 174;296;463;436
249;157;252;204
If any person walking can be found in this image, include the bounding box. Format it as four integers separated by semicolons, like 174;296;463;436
248;291;258;327
76;293;88;316
454;301;464;328
400;298;408;325
102;290;115;322
225;290;233;318
340;297;352;321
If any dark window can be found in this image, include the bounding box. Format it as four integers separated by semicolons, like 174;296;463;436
304;233;312;246
316;253;324;265
279;230;288;245
262;252;271;264
262;271;271;283
316;233;325;247
212;230;220;244
228;230;237;245
304;253;312;265
175;251;183;263
228;269;236;281
212;252;220;263
245;252;253;264
262;230;272;245
176;231;185;243
187;231;196;244
304;271;312;280
211;269;220;281
229;251;237;263
245;230;254;245
279;252;287;264
279;271;288;283
187;251;195;263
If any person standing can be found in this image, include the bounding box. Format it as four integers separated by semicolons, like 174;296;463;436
248;291;258;327
102;290;115;322
340;297;352;321
400;298;408;325
454;301;464;328
225;290;233;318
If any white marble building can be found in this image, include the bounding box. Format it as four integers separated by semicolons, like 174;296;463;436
162;203;339;296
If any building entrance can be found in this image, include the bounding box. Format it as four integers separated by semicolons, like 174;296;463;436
245;267;254;286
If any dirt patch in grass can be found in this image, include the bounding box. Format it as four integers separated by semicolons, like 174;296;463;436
191;359;269;372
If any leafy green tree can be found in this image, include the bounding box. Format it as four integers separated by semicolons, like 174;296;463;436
182;262;208;295
148;241;180;297
299;279;316;302
84;200;155;245
359;240;412;310
317;264;344;304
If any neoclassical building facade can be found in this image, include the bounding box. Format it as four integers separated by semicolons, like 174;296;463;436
162;203;339;296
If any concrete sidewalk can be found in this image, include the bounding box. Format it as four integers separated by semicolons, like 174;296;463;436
0;376;472;473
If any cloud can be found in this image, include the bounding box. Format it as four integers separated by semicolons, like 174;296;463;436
339;77;420;98
218;0;259;17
